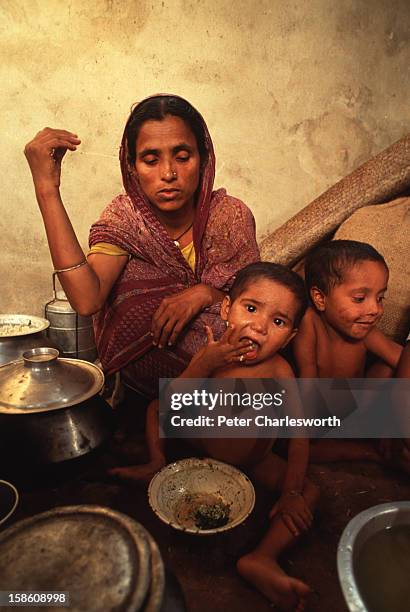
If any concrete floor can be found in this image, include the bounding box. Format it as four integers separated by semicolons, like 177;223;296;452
3;399;410;612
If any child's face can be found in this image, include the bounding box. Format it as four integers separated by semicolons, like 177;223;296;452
312;260;388;340
220;278;299;365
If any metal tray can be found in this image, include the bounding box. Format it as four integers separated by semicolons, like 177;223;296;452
0;505;151;611
0;314;49;337
138;524;165;612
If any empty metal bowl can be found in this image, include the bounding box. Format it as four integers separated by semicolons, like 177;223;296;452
148;457;255;535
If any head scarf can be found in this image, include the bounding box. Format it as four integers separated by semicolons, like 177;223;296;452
119;93;216;278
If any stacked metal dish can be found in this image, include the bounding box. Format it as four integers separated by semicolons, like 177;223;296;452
0;506;165;612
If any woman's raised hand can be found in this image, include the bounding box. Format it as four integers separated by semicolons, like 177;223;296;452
24;128;81;192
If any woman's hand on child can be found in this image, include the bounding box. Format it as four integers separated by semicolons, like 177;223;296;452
152;284;216;348
269;491;313;536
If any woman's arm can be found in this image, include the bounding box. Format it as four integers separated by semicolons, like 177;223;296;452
24;128;127;315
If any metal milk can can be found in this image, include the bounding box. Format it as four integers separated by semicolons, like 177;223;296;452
44;273;97;362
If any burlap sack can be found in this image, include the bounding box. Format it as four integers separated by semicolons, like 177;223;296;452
334;197;410;342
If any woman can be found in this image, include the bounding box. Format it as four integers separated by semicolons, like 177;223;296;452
24;94;260;397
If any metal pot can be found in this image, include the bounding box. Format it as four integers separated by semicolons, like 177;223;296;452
44;273;97;362
0;314;53;366
0;347;113;464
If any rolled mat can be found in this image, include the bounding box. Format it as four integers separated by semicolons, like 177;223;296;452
260;132;410;266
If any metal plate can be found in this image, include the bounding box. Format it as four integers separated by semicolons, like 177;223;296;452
139;525;165;612
0;314;49;337
0;506;151;612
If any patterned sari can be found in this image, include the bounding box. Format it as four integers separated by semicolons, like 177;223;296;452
89;94;260;397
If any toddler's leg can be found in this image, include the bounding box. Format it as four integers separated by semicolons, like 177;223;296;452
109;399;166;483
237;452;319;611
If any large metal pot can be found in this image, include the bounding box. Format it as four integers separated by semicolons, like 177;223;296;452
0;314;53;366
0;347;113;464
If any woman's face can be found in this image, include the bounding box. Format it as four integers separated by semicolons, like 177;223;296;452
134;115;201;215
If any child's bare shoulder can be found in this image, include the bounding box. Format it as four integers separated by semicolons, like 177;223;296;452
297;306;322;336
263;353;295;378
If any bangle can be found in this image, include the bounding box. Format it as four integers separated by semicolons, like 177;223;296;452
54;259;87;274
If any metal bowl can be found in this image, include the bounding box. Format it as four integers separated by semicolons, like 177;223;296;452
148;457;255;535
337;501;410;612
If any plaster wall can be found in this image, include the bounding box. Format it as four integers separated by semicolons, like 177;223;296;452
1;0;409;315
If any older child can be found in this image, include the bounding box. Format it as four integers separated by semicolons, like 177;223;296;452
293;239;404;464
112;262;318;611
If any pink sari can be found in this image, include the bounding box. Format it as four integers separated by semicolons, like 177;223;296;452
89;95;260;397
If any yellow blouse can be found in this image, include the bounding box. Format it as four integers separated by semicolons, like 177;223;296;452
88;241;196;272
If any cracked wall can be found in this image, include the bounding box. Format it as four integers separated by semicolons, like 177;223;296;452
1;0;409;314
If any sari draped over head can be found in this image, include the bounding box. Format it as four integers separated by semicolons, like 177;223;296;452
89;94;260;398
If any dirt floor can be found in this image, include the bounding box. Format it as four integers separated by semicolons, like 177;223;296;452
3;395;410;612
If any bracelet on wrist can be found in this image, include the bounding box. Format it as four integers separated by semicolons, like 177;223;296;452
54;259;87;274
283;490;303;497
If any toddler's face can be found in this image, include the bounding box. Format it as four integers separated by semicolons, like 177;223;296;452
317;260;388;340
221;278;299;365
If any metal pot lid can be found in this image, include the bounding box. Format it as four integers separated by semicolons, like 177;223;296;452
0;505;151;612
0;347;104;414
0;314;49;337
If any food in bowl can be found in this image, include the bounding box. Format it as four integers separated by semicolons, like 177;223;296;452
148;458;255;535
174;492;231;530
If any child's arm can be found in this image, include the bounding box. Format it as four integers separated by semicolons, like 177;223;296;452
269;359;313;535
397;339;410;378
292;308;319;377
364;328;403;369
273;435;312;536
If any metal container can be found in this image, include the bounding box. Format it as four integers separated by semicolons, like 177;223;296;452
45;272;97;362
0;506;157;612
0;314;52;366
0;347;112;464
337;501;410;612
